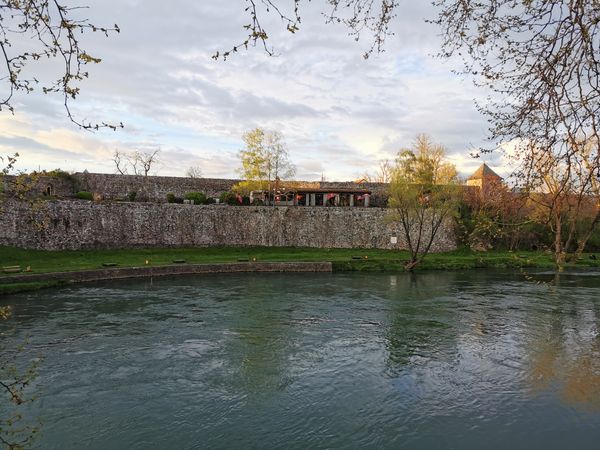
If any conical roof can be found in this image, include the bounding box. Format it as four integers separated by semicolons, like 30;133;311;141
468;163;502;180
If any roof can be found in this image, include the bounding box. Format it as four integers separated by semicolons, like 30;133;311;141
468;163;502;180
291;188;372;194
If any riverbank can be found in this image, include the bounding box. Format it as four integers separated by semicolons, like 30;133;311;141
1;246;599;294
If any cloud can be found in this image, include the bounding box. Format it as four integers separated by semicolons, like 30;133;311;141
1;0;493;180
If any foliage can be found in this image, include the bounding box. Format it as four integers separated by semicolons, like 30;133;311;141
0;1;121;129
395;134;458;185
127;191;137;202
204;197;216;205
113;149;160;176
220;191;241;206
166;193;176;204
184;191;207;205
232;179;268;196
76;191;93;201
388;135;461;270
238;128;295;201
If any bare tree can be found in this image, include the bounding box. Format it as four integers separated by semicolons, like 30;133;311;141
186;166;203;179
112;149;160;177
362;159;393;183
112;150;128;175
522;138;600;267
433;0;600;167
0;1;121;129
136;149;160;177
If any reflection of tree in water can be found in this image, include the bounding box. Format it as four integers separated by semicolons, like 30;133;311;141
226;276;294;395
384;272;459;374
527;296;600;410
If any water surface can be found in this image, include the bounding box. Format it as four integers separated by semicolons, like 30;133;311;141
2;270;600;449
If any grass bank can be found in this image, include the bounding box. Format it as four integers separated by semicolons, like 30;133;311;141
1;246;599;294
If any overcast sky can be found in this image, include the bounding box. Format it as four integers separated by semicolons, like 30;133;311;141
0;0;509;181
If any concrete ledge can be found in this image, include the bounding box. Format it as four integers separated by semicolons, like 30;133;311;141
0;261;333;285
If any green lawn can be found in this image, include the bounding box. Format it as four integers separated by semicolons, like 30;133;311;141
1;245;599;276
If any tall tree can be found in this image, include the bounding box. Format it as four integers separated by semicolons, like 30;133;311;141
396;134;458;185
237;128;295;202
388;135;460;270
0;1;120;129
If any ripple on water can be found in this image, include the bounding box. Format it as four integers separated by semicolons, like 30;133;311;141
2;271;600;450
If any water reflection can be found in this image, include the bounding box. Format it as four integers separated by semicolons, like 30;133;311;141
527;295;600;410
1;271;600;449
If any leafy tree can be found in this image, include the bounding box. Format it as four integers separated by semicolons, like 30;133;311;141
396;134;458;185
388;135;460;270
238;128;295;203
0;1;120;129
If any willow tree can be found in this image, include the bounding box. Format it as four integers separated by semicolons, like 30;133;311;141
388;135;460;270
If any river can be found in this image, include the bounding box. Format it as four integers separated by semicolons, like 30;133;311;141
1;270;600;449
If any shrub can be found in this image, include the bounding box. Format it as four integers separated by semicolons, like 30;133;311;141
128;191;137;202
184;191;207;205
220;191;239;205
76;191;93;201
166;193;176;203
205;197;216;205
241;196;250;205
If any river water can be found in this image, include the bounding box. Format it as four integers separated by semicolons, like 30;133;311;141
1;270;600;449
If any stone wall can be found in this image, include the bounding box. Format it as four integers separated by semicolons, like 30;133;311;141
2;173;391;206
0;200;456;252
1;174;77;199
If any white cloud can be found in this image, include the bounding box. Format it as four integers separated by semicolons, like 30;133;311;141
1;0;495;180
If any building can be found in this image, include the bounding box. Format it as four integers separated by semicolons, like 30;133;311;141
466;163;502;189
251;188;372;207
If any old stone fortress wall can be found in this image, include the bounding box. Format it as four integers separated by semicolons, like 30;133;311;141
0;172;456;252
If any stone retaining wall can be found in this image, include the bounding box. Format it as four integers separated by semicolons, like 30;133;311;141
0;262;333;285
0;200;456;252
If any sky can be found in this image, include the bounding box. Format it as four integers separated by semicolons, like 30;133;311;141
0;0;511;181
